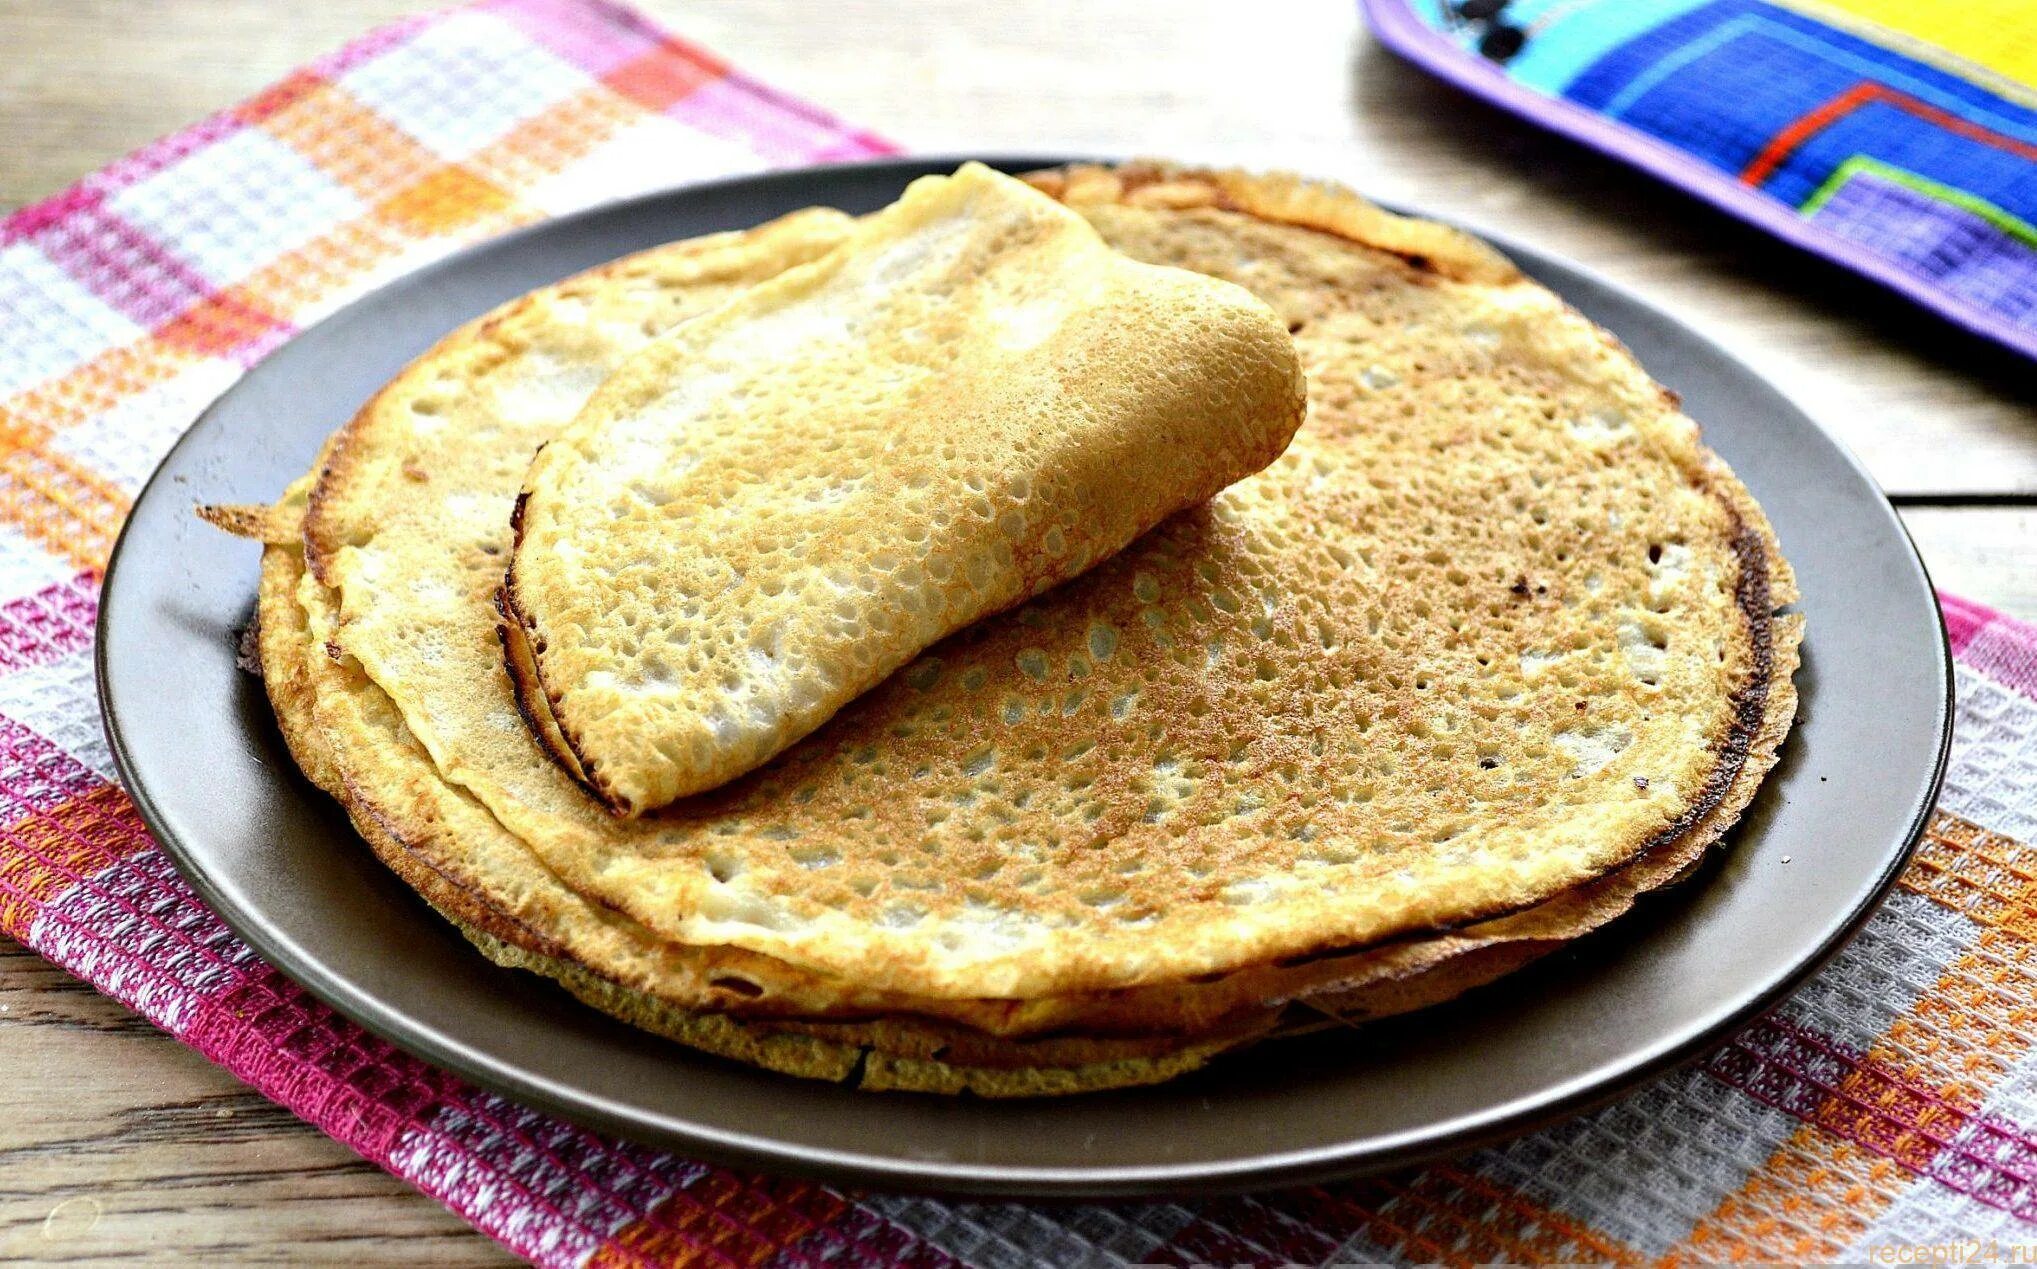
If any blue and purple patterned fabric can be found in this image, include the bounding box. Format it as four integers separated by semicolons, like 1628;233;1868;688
1363;0;2037;359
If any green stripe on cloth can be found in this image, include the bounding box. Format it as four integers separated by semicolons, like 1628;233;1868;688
1802;154;2037;249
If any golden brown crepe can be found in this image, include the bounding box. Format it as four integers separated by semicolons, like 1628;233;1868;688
505;163;1305;815
205;162;1801;1095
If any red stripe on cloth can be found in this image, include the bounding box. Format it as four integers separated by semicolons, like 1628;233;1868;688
183;960;460;1170
1741;82;1882;188
15;188;237;331
184;960;672;1263
3;188;107;245
1708;1015;2037;1220
601;46;728;114
26;843;739;1261
0;570;98;675
1741;82;2037;188
24;831;711;1265
1942;592;1996;655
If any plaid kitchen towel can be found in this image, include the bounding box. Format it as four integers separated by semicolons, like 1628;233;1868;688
1;1;2034;1263
1361;0;2037;363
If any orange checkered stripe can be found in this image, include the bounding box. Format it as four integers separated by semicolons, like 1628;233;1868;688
0;0;886;573
1092;810;2036;1268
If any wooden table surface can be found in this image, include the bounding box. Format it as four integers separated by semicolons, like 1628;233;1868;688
1;0;2032;1260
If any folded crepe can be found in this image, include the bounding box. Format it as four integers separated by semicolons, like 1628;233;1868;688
205;163;1800;1094
504;162;1307;815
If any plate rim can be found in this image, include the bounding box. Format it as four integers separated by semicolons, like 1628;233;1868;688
96;153;1955;1197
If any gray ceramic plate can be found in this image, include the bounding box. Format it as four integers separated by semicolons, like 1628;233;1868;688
97;156;1951;1198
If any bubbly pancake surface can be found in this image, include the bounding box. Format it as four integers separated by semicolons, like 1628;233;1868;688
259;499;1791;1093
258;529;1282;1093
303;208;845;833
506;163;1306;814
304;164;1799;1005
285;210;1606;1054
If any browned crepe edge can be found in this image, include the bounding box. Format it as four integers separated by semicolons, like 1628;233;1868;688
252;508;1797;1093
199;501;302;546
496;580;596;792
264;540;1274;1093
497;522;613;806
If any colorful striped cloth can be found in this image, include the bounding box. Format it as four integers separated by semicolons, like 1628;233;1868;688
1;1;2033;1263
1362;0;2037;362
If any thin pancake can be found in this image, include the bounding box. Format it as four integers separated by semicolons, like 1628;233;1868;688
315;164;1795;999
277;215;1521;1040
226;164;1800;1094
271;518;1760;1038
237;426;1793;1060
505;162;1305;815
259;533;1792;1091
259;529;1268;1092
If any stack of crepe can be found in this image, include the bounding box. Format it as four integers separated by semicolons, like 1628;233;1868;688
207;162;1801;1096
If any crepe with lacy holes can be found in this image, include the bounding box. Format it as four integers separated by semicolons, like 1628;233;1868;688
505;163;1306;815
234;164;1798;1032
252;501;1787;1093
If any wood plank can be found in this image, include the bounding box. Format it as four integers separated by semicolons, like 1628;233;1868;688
1899;507;2037;625
0;943;515;1263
